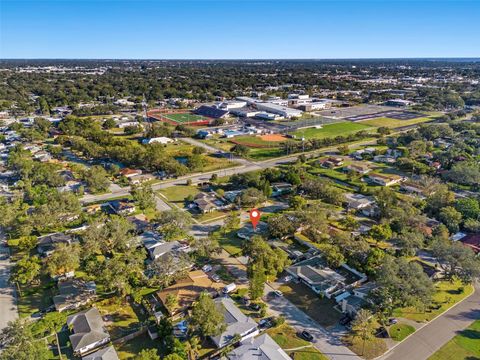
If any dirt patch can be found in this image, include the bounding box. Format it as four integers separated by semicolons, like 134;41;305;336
260;134;288;142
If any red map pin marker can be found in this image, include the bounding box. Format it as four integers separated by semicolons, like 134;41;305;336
250;208;261;230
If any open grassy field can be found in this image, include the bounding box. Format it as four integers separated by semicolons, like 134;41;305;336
158;185;200;207
231;135;287;148
96;298;144;339
163;112;206;123
389;323;416;341
358;116;434;128
429;319;480;360
267;324;329;360
393;279;474;322
346;336;387;360
290;121;374;140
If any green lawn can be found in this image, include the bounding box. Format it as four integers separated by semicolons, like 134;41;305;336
290;121;373;140
346;336;387;360
393;280;474;322
96;298;144;340
429;319;480;360
17;277;56;318
268;324;329;360
389;323;415;341
248;147;286;161
163;113;206;123
358;116;433;129
231;135;284;148
158;185;200;207
218;230;244;256
277;282;342;328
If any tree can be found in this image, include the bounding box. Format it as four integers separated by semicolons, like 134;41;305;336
350;309;378;356
464;218;480;233
368;224;392;243
396;231;425;257
432;241;480;283
371;257;434;315
156;209;193;240
132;183;156;210
289;195;306;211
190;292;225;338
45;243;80;277
192;234;220;257
148;253;190;288
85;165;110;193
163;355;184;360
248;260;267;300
103;118;116;129
455;197;480;220
337;144;349;155
244;236;290;280
267;214;297;240
438;206;462;233
237;188;266;207
231;144;249;157
12;255;41;285
134;349;160;360
0;319;50;360
165;293;179;314
223;211;241;232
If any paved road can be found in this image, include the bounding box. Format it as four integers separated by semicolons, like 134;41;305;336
264;283;360;360
381;283;480;360
0;231;17;331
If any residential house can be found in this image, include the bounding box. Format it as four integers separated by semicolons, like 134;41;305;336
228;334;292;360
107;200;135;215
335;282;377;317
286;256;366;299
193;192;226;213
82;346;119;360
119;168;142;178
271;182;293;196
67;308;110;356
344;163;371;175
37;232;76;256
142;137;174;145
344;193;377;217
373;155;396;164
211;297;259;348
459;233;480;254
319;157;344;169
129;173;155;185
53;278;96;312
156;270;224;316
144;238;190;261
368;173;404;187
126;214;150;233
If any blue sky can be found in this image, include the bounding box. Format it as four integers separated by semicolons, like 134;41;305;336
1;0;479;59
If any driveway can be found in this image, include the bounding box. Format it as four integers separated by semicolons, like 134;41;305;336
0;232;17;331
381;283;480;360
264;284;360;360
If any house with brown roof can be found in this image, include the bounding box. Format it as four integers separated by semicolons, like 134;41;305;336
156;270;224;316
119;168;142;178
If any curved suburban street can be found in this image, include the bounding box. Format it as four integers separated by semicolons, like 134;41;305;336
381;283;480;360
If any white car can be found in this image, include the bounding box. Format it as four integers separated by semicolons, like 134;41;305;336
202;264;212;272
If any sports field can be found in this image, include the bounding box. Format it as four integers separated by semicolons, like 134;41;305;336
290;121;373;140
231;135;286;148
359;116;434;129
163;113;207;123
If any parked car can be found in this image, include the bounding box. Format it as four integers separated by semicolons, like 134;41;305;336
211;274;221;282
249;303;261;311
259;317;274;329
388;318;398;325
202;264;212;272
273;290;283;297
300;330;314;342
223;283;237;294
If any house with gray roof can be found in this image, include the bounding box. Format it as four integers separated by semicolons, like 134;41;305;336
53;278;96;312
82;346;119;360
67;307;110;356
211;297;259;348
228;334;291;360
37;232;76;256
